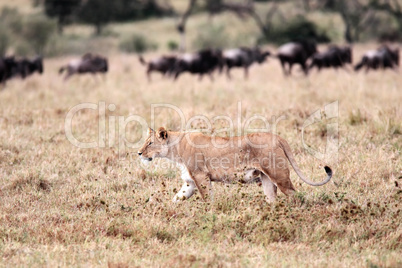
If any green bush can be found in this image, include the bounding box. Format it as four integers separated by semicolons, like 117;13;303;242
0;7;22;56
0;7;23;35
0;25;10;56
0;7;61;56
167;40;178;51
22;15;57;54
14;43;31;57
259;16;331;45
192;23;231;50
119;34;157;53
362;12;401;42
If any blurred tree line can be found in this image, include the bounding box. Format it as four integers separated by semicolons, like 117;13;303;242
39;0;402;44
1;0;401;56
176;0;402;47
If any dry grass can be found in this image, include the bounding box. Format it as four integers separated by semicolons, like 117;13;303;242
0;45;401;267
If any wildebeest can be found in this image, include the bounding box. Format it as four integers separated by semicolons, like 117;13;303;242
309;45;352;71
223;47;270;79
139;55;177;81
0;56;18;85
16;56;44;78
7;56;44;79
354;45;399;72
277;40;317;76
172;48;223;80
59;53;108;80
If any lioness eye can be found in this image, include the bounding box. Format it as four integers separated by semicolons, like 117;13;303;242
149;142;153;145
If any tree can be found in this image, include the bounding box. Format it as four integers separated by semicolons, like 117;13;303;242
369;0;402;32
108;0;174;22
78;0;119;35
75;0;173;35
176;0;276;51
44;0;80;34
319;0;375;43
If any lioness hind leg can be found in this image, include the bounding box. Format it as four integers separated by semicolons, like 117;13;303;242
276;174;296;196
262;167;296;196
260;173;277;203
192;172;213;202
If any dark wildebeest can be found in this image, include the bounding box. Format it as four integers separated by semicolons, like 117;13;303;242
309;45;352;71
11;56;44;79
138;55;177;81
223;47;270;79
355;45;399;72
173;48;223;81
277;41;317;76
59;53;108;80
0;56;18;85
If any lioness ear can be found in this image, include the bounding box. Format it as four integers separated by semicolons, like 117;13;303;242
157;127;168;140
148;128;154;135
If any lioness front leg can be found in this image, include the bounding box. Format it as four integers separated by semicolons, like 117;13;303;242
192;172;213;202
173;180;196;202
173;164;196;202
261;173;277;203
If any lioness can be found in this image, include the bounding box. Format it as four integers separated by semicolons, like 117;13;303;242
138;127;332;203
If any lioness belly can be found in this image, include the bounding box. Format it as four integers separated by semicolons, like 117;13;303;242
209;168;261;183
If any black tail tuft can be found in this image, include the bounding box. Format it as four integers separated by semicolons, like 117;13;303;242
324;166;333;177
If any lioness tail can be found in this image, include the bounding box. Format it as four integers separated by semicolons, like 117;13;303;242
279;138;332;186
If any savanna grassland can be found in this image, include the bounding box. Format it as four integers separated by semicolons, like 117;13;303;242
0;43;401;267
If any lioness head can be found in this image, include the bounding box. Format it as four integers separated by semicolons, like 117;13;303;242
138;127;169;162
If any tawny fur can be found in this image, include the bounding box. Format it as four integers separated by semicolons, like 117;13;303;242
138;127;332;203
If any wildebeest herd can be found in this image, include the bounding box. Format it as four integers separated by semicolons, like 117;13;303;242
0;41;399;86
139;41;399;81
0;53;107;85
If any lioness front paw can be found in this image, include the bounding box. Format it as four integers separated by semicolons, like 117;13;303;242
172;195;187;203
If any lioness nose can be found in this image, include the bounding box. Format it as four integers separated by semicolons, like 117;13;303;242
138;152;142;156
